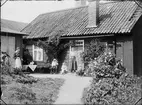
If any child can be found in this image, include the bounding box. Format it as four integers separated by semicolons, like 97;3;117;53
60;62;68;74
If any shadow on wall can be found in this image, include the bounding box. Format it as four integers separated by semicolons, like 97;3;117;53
57;47;69;73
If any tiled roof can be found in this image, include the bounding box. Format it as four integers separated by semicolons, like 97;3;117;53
1;27;27;35
22;1;142;39
1;19;28;35
1;19;28;31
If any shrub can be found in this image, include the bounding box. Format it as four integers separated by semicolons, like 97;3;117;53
81;39;105;64
82;51;142;105
1;64;12;75
1;74;14;85
82;75;142;105
83;51;126;78
15;75;38;84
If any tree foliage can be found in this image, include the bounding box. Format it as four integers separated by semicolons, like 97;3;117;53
37;35;70;63
81;39;105;64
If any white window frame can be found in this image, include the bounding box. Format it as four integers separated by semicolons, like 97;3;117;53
32;45;43;61
70;40;84;51
70;40;84;56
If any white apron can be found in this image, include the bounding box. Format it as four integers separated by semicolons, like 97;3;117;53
15;57;22;69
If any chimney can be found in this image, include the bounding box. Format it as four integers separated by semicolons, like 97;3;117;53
75;0;87;7
87;0;99;28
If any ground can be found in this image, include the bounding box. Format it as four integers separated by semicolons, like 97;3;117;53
1;74;64;104
30;73;92;104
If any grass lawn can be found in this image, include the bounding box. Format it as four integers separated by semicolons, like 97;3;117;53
1;74;64;104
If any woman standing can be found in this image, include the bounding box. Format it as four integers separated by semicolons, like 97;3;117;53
71;56;77;73
14;47;22;69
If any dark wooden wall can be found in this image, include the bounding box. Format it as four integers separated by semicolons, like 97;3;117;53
116;36;133;75
132;16;142;76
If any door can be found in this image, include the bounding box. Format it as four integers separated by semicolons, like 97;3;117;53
69;40;84;71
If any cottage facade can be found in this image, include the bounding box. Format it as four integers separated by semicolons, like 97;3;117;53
22;1;142;76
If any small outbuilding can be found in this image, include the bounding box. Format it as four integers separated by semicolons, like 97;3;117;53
1;19;28;67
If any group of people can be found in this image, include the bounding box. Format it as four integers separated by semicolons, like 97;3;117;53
1;47;22;69
51;56;78;74
1;46;79;74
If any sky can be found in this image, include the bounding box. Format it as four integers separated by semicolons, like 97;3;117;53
1;1;77;23
1;0;107;23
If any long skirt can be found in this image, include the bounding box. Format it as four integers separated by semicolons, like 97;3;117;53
71;60;77;72
15;57;22;69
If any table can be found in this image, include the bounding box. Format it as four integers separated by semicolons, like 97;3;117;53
28;65;37;72
23;65;37;72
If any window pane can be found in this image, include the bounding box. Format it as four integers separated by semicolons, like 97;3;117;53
38;51;41;61
34;51;37;61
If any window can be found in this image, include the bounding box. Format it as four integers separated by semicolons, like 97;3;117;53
32;45;43;61
70;40;84;57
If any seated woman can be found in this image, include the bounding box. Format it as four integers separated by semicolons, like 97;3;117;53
51;59;58;74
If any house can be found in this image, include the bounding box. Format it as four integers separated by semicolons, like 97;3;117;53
1;19;28;67
21;1;142;76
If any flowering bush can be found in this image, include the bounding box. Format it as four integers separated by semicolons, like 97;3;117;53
82;51;142;105
82;51;125;78
82;75;142;105
81;39;105;64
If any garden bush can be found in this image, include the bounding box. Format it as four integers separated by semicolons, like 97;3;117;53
82;51;142;105
81;39;105;64
15;74;39;84
82;51;126;78
1;64;13;75
1;64;38;85
82;75;142;105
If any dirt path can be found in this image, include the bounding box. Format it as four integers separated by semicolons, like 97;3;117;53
30;73;92;104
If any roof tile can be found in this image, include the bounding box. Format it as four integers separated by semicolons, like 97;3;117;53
22;1;142;39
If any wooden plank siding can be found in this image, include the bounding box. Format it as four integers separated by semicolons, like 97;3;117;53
123;40;133;75
1;34;15;67
116;36;133;75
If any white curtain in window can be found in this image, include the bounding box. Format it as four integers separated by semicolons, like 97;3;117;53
33;45;43;61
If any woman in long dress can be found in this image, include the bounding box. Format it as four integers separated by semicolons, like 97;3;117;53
70;56;77;73
14;47;22;69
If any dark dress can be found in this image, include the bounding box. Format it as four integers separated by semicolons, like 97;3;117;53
70;56;77;72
